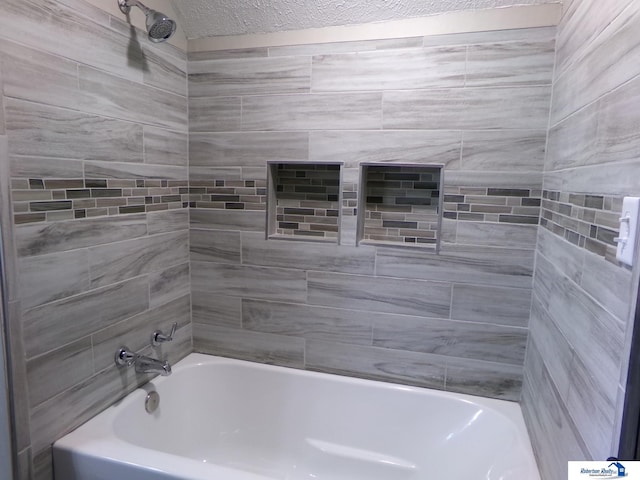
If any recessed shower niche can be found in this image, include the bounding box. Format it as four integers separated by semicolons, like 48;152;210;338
357;163;443;252
267;162;342;243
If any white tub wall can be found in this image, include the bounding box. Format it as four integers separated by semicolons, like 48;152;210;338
521;0;640;478
0;0;192;478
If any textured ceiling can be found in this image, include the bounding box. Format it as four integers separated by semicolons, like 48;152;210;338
169;0;555;39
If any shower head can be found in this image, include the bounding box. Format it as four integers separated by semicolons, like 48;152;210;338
118;0;177;43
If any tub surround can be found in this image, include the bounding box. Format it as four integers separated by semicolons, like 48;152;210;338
188;26;553;401
0;0;191;478
0;1;637;479
521;0;640;477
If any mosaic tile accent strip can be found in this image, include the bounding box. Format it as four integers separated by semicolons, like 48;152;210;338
11;178;189;224
271;163;341;240
540;190;623;264
362;165;441;247
189;179;267;211
443;187;541;225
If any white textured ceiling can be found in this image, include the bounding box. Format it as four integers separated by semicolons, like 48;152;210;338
169;0;555;39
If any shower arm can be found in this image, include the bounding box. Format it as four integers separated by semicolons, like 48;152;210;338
118;0;151;16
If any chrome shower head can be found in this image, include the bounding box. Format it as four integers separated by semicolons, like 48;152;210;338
118;0;177;43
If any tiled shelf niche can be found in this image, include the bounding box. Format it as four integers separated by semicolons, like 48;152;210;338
357;163;443;252
267;161;343;243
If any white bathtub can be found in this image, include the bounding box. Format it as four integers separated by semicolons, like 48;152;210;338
53;353;540;480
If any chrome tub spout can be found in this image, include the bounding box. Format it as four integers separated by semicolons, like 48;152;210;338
115;346;172;376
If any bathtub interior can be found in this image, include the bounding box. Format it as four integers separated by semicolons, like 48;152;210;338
102;355;537;480
54;354;539;480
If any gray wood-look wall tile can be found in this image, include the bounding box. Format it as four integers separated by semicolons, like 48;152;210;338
451;284;532;327
551;1;640;124
242;232;375;275
546;95;598;170
373;314;526;365
580;250;633;322
15;214;148;257
533;254;625;391
466;39;555;87
241;92;382;131
309;130;462;168
376;245;534;288
191;262;307;302
536;227;585;284
383;86;552;130
445;356;522;401
78;66;187;132
6;301;30;452
189;97;242;132
91;294;190;372
311;46;466;92
190;209;266;232
88;231;188;288
190;229;241;264
555;159;640;197
305;340;446;389
528;299;574;401
566;350;617;460
308;271;451;318
140;43;187;97
193;323;304;368
22;276;149;359
192;292;242;328
554;0;626;78
0;0;143;84
143;126;188;166
444;170;542;189
269;37;423;56
5;98;144;162
190;132;309;166
0;38;81;112
29;364;145;453
455;221;538;248
18;249;90;309
461;130;547;171
242;299;372;345
187;48;268;62
147;209;189;235
521;341;592;474
422;27;556;47
189;56;311;97
26;337;93;408
149;263;190;309
83;160;187;180
9;156;84;179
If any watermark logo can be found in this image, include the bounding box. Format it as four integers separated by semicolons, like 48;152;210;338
569;461;640;480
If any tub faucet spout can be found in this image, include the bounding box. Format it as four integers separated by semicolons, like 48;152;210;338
115;346;172;376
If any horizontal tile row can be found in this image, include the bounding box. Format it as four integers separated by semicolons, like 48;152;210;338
193;323;523;401
11;176;189;225
189;31;554;98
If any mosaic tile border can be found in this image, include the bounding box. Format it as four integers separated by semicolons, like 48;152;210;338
188;179;267;211
540;190;623;264
11;178;189;224
443;186;541;225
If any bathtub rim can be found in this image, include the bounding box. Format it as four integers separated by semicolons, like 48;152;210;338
53;352;539;480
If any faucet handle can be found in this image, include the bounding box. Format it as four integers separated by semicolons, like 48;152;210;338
151;322;177;346
115;346;137;367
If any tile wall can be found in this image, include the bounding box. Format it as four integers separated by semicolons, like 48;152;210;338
521;0;640;477
188;27;555;401
0;0;191;478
